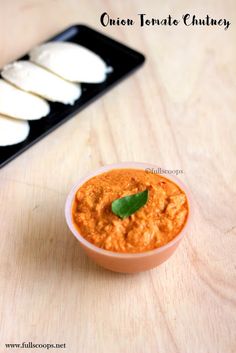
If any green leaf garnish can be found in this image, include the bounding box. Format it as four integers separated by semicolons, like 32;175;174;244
111;190;149;219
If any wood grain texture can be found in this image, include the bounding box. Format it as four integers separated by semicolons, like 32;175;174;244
0;0;236;352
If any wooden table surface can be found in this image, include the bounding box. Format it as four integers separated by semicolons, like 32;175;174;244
0;1;235;352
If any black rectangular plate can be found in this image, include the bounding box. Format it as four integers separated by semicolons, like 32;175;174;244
0;24;145;168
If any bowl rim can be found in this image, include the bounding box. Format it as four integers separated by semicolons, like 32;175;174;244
65;162;192;258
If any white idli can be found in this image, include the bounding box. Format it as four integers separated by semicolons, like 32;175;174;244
2;61;81;105
0;79;50;120
30;41;110;83
0;114;30;146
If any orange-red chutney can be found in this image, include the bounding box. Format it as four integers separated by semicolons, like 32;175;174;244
72;169;189;253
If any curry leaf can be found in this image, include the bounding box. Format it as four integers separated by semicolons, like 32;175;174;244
111;190;149;219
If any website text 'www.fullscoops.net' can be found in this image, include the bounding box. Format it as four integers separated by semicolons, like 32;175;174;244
5;342;66;350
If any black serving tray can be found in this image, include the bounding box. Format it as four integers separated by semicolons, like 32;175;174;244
0;24;145;168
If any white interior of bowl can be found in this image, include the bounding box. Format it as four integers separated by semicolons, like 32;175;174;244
65;162;192;258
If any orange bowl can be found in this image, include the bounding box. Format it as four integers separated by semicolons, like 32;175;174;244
65;162;192;273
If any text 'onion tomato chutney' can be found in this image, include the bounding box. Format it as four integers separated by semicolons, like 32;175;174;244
72;169;189;253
